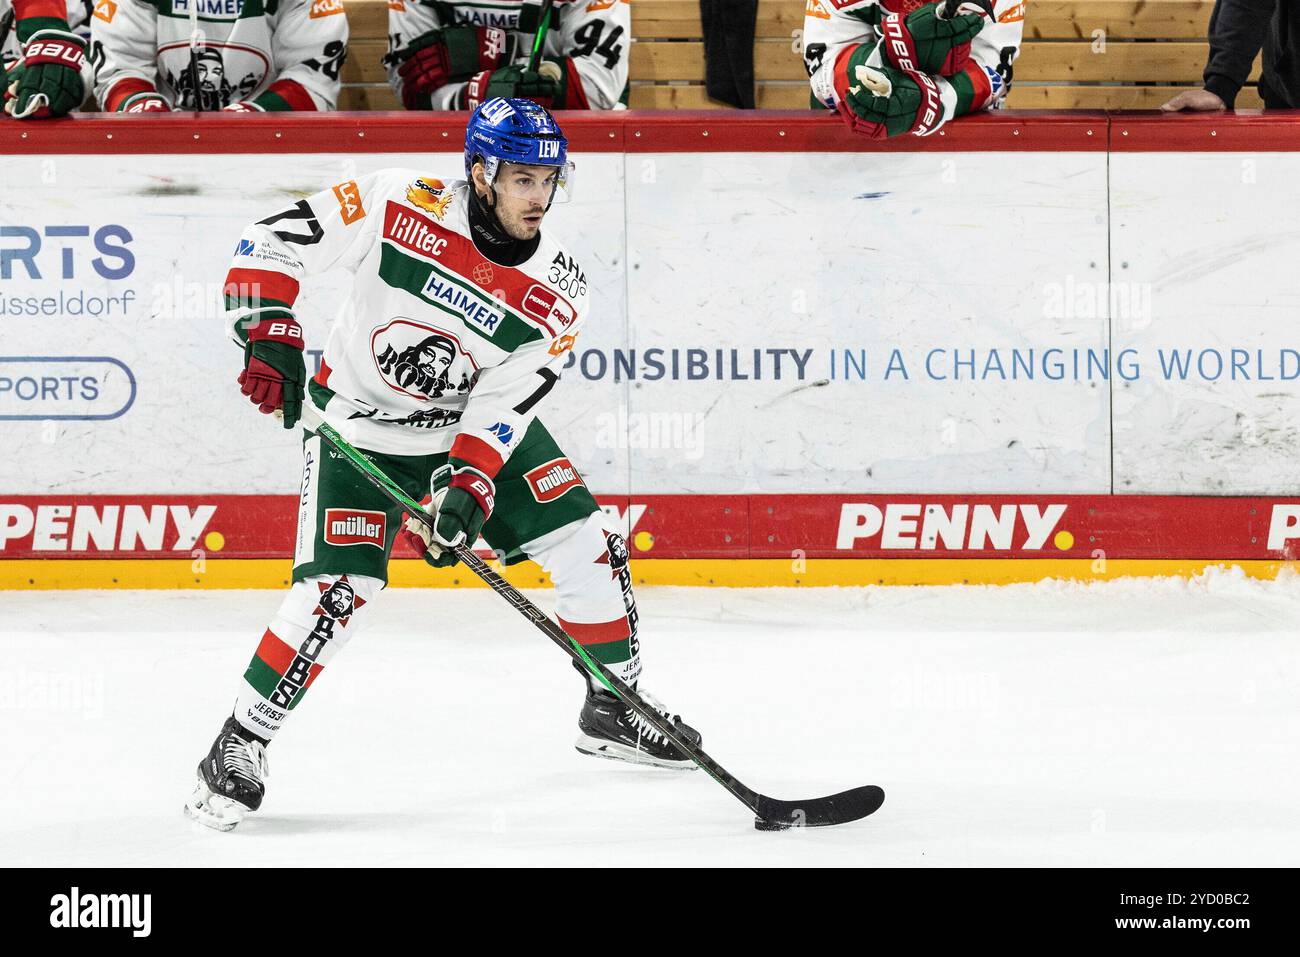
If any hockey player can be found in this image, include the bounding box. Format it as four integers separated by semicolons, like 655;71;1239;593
387;0;628;111
185;98;699;831
2;0;93;119
803;0;1023;139
89;0;347;112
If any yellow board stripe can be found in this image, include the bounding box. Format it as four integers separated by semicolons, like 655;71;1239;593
0;558;1295;590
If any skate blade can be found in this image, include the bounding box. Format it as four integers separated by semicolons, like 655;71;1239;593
574;733;698;771
184;780;250;832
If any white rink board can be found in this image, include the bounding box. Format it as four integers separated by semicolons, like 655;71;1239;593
3;148;1297;495
623;150;1110;493
0;152;629;495
1110;152;1300;494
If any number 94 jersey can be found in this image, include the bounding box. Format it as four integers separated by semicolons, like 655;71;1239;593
388;0;630;109
224;169;590;464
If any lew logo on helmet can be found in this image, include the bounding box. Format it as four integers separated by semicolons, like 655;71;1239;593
525;457;585;503
481;99;515;124
371;318;479;400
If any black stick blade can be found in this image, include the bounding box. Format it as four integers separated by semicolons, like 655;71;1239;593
753;786;885;831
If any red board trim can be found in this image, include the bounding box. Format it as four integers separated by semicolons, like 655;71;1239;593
0;111;1107;154
6;111;1300;154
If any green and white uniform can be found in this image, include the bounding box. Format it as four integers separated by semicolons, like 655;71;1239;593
222;169;640;740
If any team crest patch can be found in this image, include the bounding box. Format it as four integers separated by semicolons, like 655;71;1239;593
371;318;478;400
406;179;454;220
323;508;386;549
525;457;584;503
314;576;366;624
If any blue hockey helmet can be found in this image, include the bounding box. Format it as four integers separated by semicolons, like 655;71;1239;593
464;97;574;203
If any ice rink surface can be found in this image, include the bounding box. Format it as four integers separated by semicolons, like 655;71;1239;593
3;569;1299;867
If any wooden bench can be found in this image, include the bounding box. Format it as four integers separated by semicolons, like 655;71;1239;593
337;0;1263;112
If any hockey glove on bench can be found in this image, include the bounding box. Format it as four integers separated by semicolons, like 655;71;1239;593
4;22;86;120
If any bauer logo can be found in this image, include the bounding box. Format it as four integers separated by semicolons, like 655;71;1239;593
323;509;386;548
49;886;151;937
835;502;1070;552
525;458;584;503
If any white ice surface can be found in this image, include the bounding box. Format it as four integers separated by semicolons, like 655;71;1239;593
2;569;1299;867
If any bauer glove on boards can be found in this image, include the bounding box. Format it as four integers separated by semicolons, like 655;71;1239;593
839;55;946;139
400;463;495;568
238;339;305;429
395;25;508;110
463;61;563;110
4;21;87;119
867;0;992;76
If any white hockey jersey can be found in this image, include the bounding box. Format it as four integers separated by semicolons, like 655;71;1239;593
387;0;629;110
224;169;589;466
89;0;347;111
803;0;1024;123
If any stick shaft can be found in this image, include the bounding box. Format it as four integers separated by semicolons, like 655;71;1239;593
526;0;555;73
301;411;765;815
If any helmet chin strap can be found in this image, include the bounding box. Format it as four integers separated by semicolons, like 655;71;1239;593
468;172;513;247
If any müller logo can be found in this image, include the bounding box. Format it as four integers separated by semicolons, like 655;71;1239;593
49;886;151;937
526;458;583;503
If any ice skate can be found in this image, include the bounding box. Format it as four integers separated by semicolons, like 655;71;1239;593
184;716;269;832
576;687;702;770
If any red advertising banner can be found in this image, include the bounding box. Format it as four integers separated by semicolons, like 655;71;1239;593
2;494;1298;562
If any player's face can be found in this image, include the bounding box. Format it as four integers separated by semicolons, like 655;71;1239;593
476;162;556;240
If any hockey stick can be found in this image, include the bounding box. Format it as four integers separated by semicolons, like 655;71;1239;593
521;0;556;73
294;405;884;830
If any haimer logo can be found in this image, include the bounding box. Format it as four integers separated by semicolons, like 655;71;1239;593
50;886;151;937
